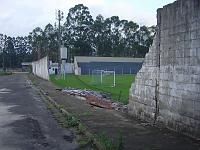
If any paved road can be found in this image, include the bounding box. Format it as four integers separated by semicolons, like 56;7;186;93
0;74;78;150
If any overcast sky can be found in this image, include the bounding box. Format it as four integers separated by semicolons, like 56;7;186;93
0;0;176;37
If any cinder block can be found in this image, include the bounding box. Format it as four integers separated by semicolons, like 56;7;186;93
194;101;200;111
129;0;200;138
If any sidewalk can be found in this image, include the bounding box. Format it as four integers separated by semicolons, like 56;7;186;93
29;75;200;150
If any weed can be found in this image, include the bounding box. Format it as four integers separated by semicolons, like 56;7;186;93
77;135;93;148
58;104;65;109
65;115;80;127
95;132;124;150
77;124;87;135
46;102;54;110
0;72;12;76
116;133;124;150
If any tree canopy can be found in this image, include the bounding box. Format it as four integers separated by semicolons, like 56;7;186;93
0;4;156;68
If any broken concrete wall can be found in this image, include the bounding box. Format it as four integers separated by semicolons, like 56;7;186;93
128;0;200;138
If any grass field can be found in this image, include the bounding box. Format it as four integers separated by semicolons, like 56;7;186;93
50;74;135;104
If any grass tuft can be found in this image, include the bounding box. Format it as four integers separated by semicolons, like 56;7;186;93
0;71;12;76
95;132;124;150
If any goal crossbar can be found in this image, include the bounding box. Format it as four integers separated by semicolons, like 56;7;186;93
91;70;116;87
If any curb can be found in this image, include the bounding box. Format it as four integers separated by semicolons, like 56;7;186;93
36;87;105;150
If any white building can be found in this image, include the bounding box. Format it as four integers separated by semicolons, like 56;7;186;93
49;61;59;75
49;61;74;75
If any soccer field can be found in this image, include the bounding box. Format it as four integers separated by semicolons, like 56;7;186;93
50;74;135;104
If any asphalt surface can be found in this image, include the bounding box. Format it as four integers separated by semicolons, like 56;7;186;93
0;74;78;150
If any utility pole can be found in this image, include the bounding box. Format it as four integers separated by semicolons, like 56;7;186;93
3;35;7;72
0;34;6;72
56;10;64;75
0;34;3;71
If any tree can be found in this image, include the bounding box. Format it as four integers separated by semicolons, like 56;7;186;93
30;27;44;60
108;16;121;56
44;23;59;62
92;14;106;56
145;25;156;47
121;20;139;56
14;36;32;67
0;34;33;68
131;25;156;57
0;4;156;69
63;4;94;57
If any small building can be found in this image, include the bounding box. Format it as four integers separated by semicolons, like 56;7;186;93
49;61;74;75
74;56;144;75
49;61;58;75
21;62;32;72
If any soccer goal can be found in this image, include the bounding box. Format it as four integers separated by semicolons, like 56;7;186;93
91;70;116;87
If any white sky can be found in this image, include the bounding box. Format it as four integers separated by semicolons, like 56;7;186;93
0;0;176;37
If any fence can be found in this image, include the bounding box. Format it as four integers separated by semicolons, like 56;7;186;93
32;56;49;80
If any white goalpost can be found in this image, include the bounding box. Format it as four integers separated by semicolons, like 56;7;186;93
91;70;116;87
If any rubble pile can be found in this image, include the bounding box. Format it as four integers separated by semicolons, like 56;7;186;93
62;87;127;112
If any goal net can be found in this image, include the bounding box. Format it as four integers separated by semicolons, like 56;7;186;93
91;70;116;87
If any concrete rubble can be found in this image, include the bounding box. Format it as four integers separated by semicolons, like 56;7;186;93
62;87;127;112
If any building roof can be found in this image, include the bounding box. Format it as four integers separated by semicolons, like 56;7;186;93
74;56;144;63
21;62;32;66
49;63;58;68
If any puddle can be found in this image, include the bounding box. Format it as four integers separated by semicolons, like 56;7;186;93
0;88;12;94
0;103;23;127
0;102;24;145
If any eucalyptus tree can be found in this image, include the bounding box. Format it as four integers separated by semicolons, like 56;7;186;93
133;25;156;57
44;23;59;62
145;25;156;47
26;4;156;60
94;16;113;56
137;26;151;47
92;14;106;56
108;16;121;56
29;27;44;60
63;4;94;56
4;36;15;68
13;36;32;67
121;21;139;56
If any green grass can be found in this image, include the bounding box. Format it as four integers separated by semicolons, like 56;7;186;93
95;132;123;150
50;74;135;104
0;71;12;76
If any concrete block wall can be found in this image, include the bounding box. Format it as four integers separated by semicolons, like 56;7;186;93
129;0;200;138
32;56;49;80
